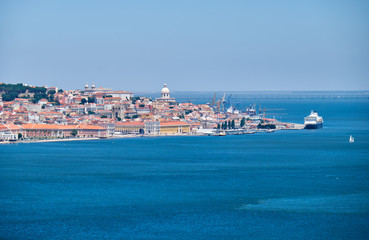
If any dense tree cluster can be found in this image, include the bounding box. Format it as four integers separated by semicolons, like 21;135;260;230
0;83;46;101
88;97;96;103
218;120;236;130
257;123;276;129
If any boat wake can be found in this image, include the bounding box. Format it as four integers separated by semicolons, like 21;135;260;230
239;193;369;214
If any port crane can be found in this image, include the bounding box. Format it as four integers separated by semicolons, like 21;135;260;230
210;93;217;107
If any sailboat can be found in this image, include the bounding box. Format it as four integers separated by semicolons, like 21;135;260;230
349;135;354;143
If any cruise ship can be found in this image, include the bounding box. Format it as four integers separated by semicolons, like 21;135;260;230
304;110;323;129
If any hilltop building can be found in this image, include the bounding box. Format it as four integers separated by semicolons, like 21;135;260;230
156;84;176;102
84;83;112;95
105;91;133;100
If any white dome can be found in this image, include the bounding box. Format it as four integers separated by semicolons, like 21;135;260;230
161;84;170;94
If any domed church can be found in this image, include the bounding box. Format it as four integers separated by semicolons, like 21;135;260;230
156;83;176;102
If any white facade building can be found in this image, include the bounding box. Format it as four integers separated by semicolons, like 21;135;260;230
0;131;18;141
145;121;160;135
106;91;134;100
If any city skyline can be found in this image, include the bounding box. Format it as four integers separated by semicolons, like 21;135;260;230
1;0;368;91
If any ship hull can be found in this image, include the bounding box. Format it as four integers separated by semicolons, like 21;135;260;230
304;122;323;129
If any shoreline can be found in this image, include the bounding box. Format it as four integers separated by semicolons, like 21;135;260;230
0;137;102;144
0;134;196;144
0;126;305;144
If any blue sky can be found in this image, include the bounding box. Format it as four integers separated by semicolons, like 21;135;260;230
0;0;368;91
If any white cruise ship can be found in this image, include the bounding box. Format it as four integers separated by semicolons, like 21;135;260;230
304;110;323;129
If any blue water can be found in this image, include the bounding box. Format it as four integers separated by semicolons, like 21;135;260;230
1;94;369;239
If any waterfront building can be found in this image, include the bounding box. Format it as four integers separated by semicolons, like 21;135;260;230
20;124;107;138
145;121;160;135
0;131;17;141
0;124;20;141
0;124;23;136
115;121;145;134
160;121;190;134
115;120;190;135
0;123;106;139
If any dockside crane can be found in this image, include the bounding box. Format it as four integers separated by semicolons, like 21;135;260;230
210;93;216;107
216;99;221;113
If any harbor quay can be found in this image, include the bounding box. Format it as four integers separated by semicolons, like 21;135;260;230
1;83;306;143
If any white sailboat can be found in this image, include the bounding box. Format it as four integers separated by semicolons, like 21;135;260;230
349;135;354;143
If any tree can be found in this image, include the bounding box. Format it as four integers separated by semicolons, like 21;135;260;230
257;123;276;129
71;129;78;137
18;133;22;139
185;109;193;115
88;97;96;103
58;89;63;93
231;120;235;129
32;93;48;103
47;90;56;95
2;92;18;101
217;123;220;129
80;98;87;105
101;115;107;118
240;117;246;128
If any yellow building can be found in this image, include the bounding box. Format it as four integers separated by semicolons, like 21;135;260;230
160;121;190;134
115;121;145;134
115;121;190;135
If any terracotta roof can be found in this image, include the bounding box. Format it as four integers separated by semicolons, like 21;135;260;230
106;91;133;94
76;124;105;130
116;121;144;126
3;124;22;130
160;121;190;126
20;124;105;130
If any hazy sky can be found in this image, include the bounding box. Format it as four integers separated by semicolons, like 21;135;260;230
0;0;368;91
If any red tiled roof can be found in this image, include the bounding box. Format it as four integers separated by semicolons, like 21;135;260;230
116;121;144;126
160;121;190;126
19;124;105;130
